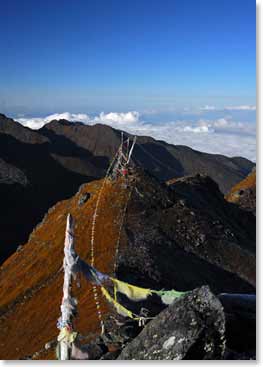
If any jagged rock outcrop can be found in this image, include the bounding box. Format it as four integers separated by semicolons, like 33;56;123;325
116;171;255;291
0;113;255;263
0;168;255;359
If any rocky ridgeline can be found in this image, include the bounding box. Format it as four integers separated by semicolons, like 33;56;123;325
0;113;255;263
0;167;256;360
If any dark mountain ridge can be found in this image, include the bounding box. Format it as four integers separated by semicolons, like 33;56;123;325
40;118;254;193
0;113;255;263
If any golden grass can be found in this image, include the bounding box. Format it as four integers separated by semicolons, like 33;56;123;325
225;171;256;203
0;177;130;359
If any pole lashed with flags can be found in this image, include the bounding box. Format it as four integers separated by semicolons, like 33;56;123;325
57;214;78;360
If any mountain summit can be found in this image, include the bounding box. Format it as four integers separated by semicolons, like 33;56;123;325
0;114;255;262
0;167;255;359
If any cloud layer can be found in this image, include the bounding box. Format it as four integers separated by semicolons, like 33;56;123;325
224;105;256;111
16;111;256;162
200;105;256;111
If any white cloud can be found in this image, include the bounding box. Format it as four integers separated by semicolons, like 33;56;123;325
16;111;256;162
17;112;91;129
93;111;140;125
178;125;212;133
17;111;140;130
200;105;216;111
224;105;256;111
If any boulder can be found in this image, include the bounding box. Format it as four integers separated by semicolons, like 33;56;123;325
118;286;225;360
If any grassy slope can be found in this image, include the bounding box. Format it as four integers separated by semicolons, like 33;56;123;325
225;170;256;203
0;177;130;359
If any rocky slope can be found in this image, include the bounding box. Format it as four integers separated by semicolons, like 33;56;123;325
0;158;28;186
0;113;48;145
0;115;94;262
0;168;255;359
0;113;255;263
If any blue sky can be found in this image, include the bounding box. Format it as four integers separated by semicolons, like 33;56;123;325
0;0;256;114
0;0;256;161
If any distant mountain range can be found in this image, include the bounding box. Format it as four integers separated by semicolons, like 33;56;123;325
0;113;255;263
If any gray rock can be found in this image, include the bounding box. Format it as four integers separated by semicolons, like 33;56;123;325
78;192;91;207
118;286;225;360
